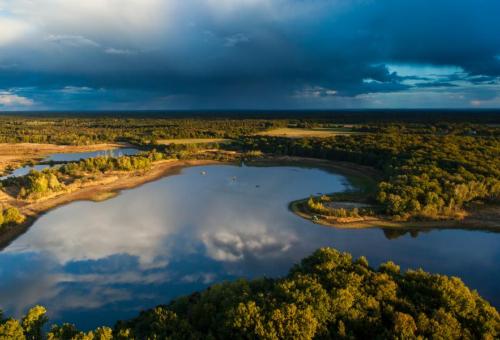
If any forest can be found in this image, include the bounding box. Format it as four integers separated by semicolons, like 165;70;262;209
0;111;499;146
0;248;498;339
0;114;285;145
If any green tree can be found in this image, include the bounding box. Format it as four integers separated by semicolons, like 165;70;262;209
3;208;23;225
0;318;26;340
21;306;48;340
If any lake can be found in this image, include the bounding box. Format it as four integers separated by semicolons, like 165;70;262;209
0;164;499;331
0;148;140;180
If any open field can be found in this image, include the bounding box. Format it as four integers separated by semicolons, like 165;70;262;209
157;138;234;145
0;142;133;175
259;127;361;137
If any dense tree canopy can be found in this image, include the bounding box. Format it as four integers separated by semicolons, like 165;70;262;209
3;248;497;339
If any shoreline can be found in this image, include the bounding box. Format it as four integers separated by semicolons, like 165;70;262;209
245;156;383;187
289;194;500;233
253;157;500;232
0;158;223;250
2;155;500;250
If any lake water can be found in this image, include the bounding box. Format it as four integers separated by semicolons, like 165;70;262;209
0;148;140;180
0;164;499;331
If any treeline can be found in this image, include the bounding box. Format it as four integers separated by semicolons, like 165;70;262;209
63;152;160;175
3;113;500;146
1;152;163;200
307;196;364;218
0;306;112;340
0;116;285;145
352;123;500;137
2;248;498;339
243;133;500;220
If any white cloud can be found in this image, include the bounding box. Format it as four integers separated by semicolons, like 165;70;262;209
0;91;34;106
45;34;99;47
105;47;136;55
0;17;31;46
224;33;250;47
0;0;176;42
470;97;500;107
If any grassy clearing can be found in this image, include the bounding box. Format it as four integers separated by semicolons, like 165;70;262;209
157;138;234;145
259;127;361;137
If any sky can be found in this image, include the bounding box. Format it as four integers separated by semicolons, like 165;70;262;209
0;0;499;111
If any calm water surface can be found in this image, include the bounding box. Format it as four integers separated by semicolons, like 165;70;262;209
0;164;499;330
0;148;140;180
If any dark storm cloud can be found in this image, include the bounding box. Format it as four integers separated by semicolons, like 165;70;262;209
468;76;499;84
414;82;459;88
0;0;499;109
